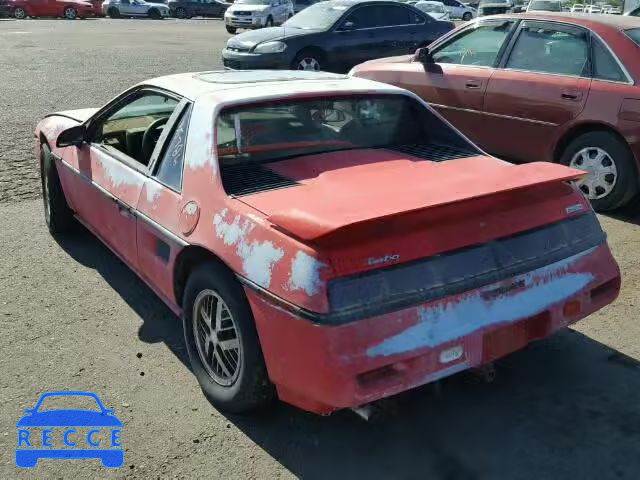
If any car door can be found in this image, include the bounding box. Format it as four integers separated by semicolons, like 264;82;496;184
136;102;192;304
442;0;459;17
202;0;217;16
370;4;428;57
328;5;380;71
482;20;591;162
118;0;134;14
61;90;180;270
387;19;517;149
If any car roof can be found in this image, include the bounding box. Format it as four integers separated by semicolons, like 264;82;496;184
140;70;405;101
494;12;640;30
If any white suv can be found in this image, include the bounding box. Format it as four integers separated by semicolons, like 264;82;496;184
224;0;294;34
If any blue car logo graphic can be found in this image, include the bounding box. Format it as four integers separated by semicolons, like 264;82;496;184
16;391;123;468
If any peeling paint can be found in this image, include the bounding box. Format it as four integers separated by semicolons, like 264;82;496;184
214;208;254;246
145;181;163;203
288;251;327;296
367;248;596;358
185;202;198;215
98;157;144;188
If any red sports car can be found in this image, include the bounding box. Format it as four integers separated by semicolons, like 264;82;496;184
35;70;620;415
10;0;95;19
350;13;640;212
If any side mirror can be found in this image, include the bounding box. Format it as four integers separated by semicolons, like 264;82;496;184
56;125;86;148
414;47;434;64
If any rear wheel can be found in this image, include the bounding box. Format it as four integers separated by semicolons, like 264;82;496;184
225;25;236;33
175;6;187;18
148;8;162;19
183;262;275;413
14;7;27;18
40;144;75;236
560;131;638;212
107;6;120;17
462;12;472;21
64;6;77;19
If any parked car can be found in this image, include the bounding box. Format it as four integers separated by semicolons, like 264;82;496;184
415;0;450;20
442;0;475;19
351;14;640;211
608;6;621;14
35;69;620;415
168;0;230;17
9;0;96;19
586;4;601;13
570;3;584;12
293;0;318;13
477;0;513;16
0;0;13;16
103;0;170;17
222;0;454;71
526;0;562;12
224;0;294;33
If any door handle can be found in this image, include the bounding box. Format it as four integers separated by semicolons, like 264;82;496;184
561;91;582;101
465;81;481;89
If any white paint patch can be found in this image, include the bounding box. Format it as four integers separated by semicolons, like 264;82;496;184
439;345;464;364
97;156;143;189
145;181;163;203
367;248;597;358
185;103;216;173
213;208;283;287
288;251;327;296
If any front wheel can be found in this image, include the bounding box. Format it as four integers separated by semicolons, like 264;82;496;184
225;25;236;33
292;50;323;71
14;7;27;19
107;6;120;17
560;131;638;212
148;8;162;19
64;6;77;19
40;145;75;235
183;262;275;413
462;12;472;21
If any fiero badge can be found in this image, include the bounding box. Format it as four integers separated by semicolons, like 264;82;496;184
367;254;400;266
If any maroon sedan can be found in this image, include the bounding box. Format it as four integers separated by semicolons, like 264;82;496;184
350;13;640;211
9;0;95;19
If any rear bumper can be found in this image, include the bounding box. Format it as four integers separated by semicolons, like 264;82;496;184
247;243;620;414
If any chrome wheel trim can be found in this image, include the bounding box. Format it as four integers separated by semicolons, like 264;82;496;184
65;7;77;19
569;146;618;200
192;289;241;387
297;57;320;71
15;8;26;19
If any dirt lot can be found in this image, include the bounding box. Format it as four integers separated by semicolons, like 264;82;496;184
2;18;640;480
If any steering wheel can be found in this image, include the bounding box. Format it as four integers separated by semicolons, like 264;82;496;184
141;117;169;164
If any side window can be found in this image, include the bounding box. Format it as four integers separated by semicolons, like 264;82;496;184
154;105;191;191
341;6;377;29
91;92;179;166
374;5;411;26
505;24;589;76
433;22;514;67
592;37;626;83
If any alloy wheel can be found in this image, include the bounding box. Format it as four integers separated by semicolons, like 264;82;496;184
64;7;77;19
192;290;241;386
569;146;618;200
14;7;26;19
297;57;320;71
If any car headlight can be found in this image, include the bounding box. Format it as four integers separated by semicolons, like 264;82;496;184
253;41;287;54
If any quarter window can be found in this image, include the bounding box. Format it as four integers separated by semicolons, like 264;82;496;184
432;21;514;67
592;37;626;82
154;105;191;191
506;25;589;77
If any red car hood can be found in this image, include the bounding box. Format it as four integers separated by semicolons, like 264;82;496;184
237;149;585;242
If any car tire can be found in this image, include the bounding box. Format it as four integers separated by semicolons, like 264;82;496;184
148;8;162;19
183;262;275;413
40;144;75;236
226;25;236;33
64;6;77;19
292;48;324;71
175;6;187;18
107;6;120;17
462;12;472;21
14;7;27;18
265;15;273;27
559;131;639;212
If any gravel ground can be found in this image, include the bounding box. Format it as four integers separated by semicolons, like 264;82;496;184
2;18;640;480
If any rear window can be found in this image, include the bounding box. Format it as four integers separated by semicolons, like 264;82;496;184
215;95;475;167
624;28;640;47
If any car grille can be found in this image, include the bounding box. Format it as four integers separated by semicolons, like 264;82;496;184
328;212;605;316
234;10;252;15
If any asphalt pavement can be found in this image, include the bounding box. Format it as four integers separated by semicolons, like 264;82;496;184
1;18;640;480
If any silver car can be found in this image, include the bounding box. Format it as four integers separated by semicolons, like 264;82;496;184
224;0;294;34
103;0;170;18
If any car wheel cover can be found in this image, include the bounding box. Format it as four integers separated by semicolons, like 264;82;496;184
65;7;76;19
297;57;320;71
15;8;25;18
42;174;51;224
177;7;185;17
192;289;241;387
570;146;618;200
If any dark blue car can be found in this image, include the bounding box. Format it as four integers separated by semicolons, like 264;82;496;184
222;0;455;72
16;391;123;468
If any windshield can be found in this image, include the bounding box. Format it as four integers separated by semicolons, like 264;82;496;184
215;95;474;169
235;0;271;4
284;2;348;29
528;0;561;10
417;2;445;12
